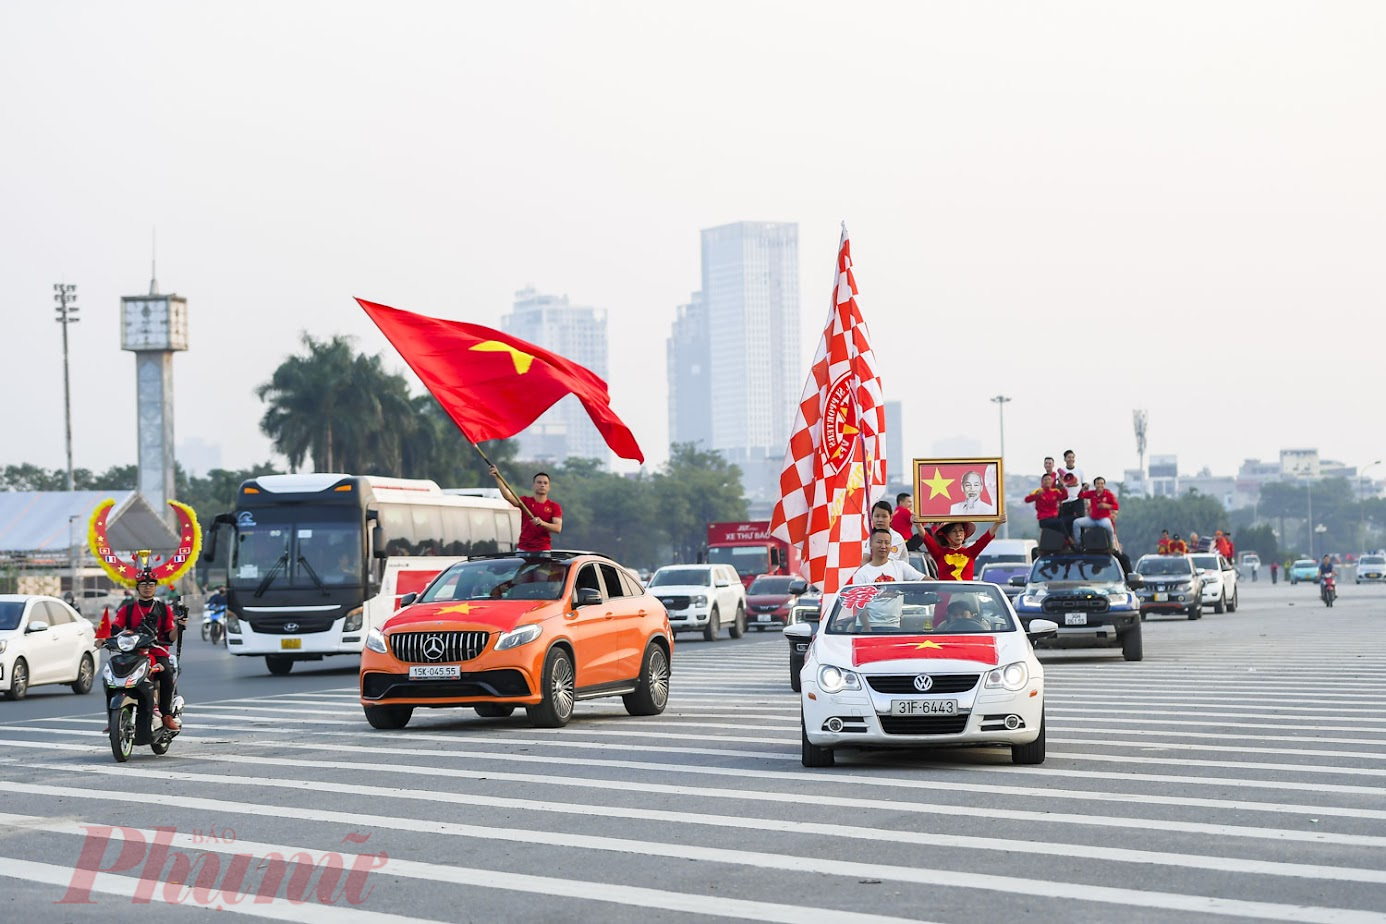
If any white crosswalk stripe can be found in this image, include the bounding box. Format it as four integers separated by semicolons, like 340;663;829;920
2;606;1385;922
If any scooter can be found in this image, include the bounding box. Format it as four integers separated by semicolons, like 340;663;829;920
102;622;183;762
1320;573;1337;607
202;601;226;645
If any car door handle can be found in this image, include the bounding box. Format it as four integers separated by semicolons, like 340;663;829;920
637;609;647;617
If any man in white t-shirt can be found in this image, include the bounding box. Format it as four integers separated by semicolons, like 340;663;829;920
862;501;909;565
1056;449;1086;536
848;529;929;630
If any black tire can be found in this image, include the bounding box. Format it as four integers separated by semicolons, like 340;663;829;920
1214;597;1225;614
5;659;29;701
265;655;294;676
1121;625;1144;661
1187;604;1201;620
527;647;575;728
789;655;803;693
623;643;670;716
200;621;211;642
71;654;95;695
703;607;720;642
728;604;746;639
1011;711;1046;764
110;707;134;762
210;622;225;646
474;703;515;718
150;736;171;755
363;704;413;729
801;711;835;768
1228;590;1238;613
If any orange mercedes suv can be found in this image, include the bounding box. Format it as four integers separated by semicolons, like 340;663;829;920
359;552;673;729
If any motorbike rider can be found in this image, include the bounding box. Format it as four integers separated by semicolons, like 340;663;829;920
1319;554;1336;586
109;569;186;731
206;585;227;610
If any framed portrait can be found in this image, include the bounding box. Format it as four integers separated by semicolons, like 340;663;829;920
912;457;1005;524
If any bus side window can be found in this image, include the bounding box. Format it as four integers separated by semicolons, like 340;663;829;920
378;505;413;555
493;511;514;552
470;508;497;555
442;507;471;557
411;506;443;556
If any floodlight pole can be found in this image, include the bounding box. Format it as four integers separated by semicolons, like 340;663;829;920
990;395;1012;538
54;283;79;492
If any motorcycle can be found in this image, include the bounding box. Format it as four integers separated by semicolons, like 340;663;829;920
202;601;226;645
1320;573;1337;607
102;620;184;762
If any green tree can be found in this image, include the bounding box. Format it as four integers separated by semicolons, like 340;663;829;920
1111;491;1228;558
653;443;748;564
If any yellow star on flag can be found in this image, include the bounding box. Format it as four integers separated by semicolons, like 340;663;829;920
470;341;535;375
921;467;955;499
910;640;945;650
436;602;481;616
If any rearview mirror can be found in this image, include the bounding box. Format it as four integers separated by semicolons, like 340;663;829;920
576;587;603;607
917;592;940;605
372;525;387;559
399;592;417;608
1009;576;1027;587
26;620;49;633
789;579;809;595
783;623;812;641
1025;617;1058;639
1126;574;1144;590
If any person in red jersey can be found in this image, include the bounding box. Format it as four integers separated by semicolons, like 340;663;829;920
491;467;564;552
915;512;1006;581
1071;476;1119;545
1024;474;1067;535
109;568;186;732
890;493;914;542
1156;530;1172;555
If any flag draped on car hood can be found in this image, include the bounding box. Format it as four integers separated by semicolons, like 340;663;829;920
358;298;644;462
769;227;886;595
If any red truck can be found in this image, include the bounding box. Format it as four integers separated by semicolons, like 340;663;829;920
705;521;803;589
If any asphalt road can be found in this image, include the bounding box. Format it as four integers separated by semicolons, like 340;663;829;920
1;577;1384;922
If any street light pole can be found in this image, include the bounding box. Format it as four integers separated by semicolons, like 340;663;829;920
1306;480;1314;560
54;283;79;492
990;395;1012;538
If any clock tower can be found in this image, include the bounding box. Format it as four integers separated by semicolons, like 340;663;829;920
121;276;188;529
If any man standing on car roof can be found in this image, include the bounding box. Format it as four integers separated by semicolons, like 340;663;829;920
491;467;563;552
1056;449;1086;537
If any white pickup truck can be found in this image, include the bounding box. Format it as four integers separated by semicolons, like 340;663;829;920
1190;552;1239;613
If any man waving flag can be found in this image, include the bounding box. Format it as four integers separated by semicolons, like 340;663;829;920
769;226;887;595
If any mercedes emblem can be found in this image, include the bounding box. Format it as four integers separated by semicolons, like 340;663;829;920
913;674;934;692
422;635;446;661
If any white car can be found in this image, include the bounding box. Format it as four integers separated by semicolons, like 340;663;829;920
1190;553;1239;613
0;595;100;700
647;564;747;640
789;580;1056;767
1356;555;1386;584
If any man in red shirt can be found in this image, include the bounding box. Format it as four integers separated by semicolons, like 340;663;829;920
492;467;564;551
109;570;186;732
1024;474;1066;535
1071;476;1119;546
890;493;914;542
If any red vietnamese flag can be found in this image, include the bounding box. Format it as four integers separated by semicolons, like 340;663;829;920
851;636;998;667
358;298;643;463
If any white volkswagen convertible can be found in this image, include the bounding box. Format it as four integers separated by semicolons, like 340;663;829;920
785;581;1057;767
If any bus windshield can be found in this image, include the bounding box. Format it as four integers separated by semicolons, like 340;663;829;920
707;545;770;578
231;510;363;592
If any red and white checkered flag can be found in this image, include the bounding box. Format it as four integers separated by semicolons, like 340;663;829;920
769;225;887;595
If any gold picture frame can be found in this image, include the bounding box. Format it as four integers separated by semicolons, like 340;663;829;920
911;457;1005;524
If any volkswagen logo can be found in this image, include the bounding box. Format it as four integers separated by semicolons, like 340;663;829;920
283;622;299;633
913;674;934;692
422;635;446;661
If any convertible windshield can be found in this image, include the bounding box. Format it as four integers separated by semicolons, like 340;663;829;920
1136;557;1192;576
421;558;569;602
649;568;712;587
825;582;1014;635
1033;555;1125;583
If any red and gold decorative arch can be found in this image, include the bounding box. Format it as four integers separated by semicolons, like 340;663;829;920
88;499;202;587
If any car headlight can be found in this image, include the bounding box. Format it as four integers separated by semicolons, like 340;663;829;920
984;660;1029;691
1173;582;1191;590
365;628;388;654
691;595;708;607
0;640;6;654
817;665;862;693
1019;594;1043;608
1107;592;1131;604
495;624;542;651
342;607;364;633
226;611;242;633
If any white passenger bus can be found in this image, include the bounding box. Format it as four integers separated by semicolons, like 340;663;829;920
206;474;519;675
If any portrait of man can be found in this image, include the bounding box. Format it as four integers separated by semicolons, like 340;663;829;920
949;469;997;516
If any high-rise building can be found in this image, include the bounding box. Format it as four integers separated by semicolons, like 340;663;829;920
884;401;904;486
666;291;712;450
500;287;609;465
698;221;800;501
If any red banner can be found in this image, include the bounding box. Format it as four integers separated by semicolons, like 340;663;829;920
851;635;999;667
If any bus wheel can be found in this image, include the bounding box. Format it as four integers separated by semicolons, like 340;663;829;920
265;656;294;676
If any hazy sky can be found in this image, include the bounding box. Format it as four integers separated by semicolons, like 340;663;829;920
4;1;1384;487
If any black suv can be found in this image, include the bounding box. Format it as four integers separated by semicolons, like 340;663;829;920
1011;551;1145;661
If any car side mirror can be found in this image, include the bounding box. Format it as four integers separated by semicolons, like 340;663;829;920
1126;574;1143;590
1008;576;1027;587
576;587;603;607
399;592;417;608
788;579;809;595
26;620;49;633
371;525;388;559
1025;617;1059;639
783;623;812;641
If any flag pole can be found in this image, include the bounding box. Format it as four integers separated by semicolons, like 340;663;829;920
467;440;539;523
